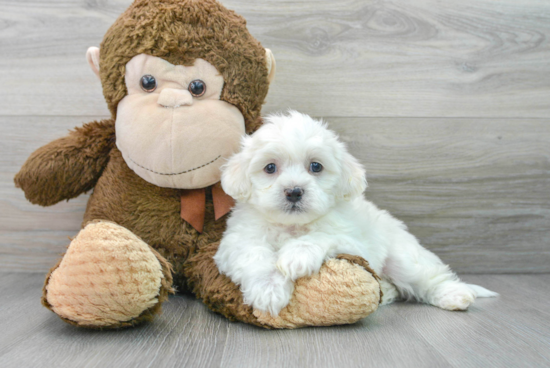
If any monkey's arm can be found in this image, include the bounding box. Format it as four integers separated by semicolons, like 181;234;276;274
14;119;116;206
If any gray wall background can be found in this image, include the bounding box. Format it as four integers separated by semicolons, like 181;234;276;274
1;0;548;273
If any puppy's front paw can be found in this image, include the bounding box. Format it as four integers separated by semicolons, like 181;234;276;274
276;242;324;281
242;271;294;316
431;283;476;311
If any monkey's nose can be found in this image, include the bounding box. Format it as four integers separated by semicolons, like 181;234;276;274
284;187;304;203
157;88;193;108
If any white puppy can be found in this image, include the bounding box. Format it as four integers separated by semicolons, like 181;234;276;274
214;111;497;316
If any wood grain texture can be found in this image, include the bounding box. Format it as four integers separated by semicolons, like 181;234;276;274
0;116;96;271
1;0;549;363
2;116;548;273
1;1;549;272
0;273;228;368
331;117;550;273
0;0;549;117
219;307;450;368
400;274;550;368
0;273;548;368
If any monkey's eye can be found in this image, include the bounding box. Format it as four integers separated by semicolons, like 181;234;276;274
310;162;323;173
140;75;157;92
188;80;206;97
264;163;277;174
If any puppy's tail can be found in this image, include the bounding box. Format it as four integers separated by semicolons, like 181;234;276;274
467;284;499;298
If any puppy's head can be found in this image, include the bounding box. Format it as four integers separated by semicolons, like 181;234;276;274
221;110;367;225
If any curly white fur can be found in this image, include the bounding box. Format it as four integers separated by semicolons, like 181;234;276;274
214;111;497;316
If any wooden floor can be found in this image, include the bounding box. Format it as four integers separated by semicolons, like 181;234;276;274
1;0;549;367
0;272;548;368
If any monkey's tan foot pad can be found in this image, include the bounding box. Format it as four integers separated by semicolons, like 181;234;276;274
43;221;171;328
254;255;381;329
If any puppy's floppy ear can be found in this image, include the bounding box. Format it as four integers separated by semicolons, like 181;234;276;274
221;147;253;201
337;149;367;200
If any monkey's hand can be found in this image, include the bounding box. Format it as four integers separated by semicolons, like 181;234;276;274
14;119;115;206
184;242;382;329
253;255;382;328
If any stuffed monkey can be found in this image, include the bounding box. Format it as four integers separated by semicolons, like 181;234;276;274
15;0;381;329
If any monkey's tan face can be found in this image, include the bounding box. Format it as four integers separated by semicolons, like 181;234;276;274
116;54;245;189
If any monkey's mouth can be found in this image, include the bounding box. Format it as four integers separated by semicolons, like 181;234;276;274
127;155;221;176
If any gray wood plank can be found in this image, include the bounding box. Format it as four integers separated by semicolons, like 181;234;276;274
219;308;451;368
2;116;548;273
1;273;549;368
331;117;550;273
0;0;549;118
462;274;550;318
397;274;550;368
0;273;228;368
0;116;97;272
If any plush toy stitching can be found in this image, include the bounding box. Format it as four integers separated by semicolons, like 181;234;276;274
128;155;221;176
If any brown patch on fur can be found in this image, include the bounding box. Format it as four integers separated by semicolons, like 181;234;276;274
100;0;269;133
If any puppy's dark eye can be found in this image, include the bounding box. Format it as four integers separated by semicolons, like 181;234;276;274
188;80;206;97
140;75;157;92
310;162;323;173
264;163;277;174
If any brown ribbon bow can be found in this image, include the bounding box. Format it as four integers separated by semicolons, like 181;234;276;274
180;182;234;233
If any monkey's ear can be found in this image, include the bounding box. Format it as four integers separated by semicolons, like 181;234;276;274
265;48;276;83
86;47;100;79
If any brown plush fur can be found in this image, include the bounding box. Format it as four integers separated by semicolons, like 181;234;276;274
100;0;268;133
183;239;267;328
15;0;380;329
83;145;228;295
14;120;115;206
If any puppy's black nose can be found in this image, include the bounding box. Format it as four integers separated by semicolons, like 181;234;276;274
285;187;304;203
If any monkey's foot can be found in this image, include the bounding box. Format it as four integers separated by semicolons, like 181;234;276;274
254;255;382;328
43;221;174;328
